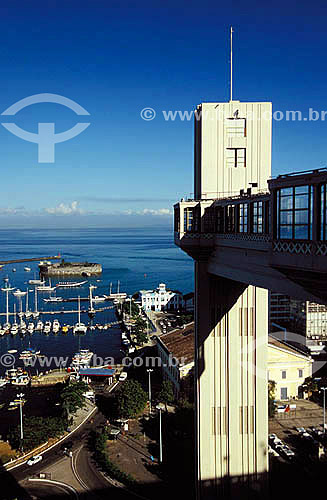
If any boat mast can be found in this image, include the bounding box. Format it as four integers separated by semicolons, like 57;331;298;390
14;303;16;324
6;287;9;325
78;295;81;324
109;282;112;295
26;289;28;315
34;287;38;313
117;280;120;294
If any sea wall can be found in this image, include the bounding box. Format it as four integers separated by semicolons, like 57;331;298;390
40;263;102;276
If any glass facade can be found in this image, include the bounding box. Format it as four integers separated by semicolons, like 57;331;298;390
252;201;263;233
277;185;313;239
184;207;194;232
239;204;248;233
321;184;327;240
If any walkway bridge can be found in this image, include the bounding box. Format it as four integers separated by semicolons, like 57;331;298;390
175;168;327;304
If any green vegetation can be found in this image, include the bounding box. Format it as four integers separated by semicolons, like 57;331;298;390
158;380;174;409
115;379;147;418
94;428;136;488
131;316;149;345
8;416;67;452
60;380;89;415
176;313;193;326
268;380;276;417
122;299;139;317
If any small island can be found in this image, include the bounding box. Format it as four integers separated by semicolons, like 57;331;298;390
39;259;102;277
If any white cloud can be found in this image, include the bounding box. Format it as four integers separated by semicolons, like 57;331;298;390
45;201;83;215
122;208;172;216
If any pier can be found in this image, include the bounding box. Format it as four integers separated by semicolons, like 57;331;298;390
0;305;116;316
0;255;60;265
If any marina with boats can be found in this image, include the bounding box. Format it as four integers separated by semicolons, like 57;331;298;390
0;260;135;383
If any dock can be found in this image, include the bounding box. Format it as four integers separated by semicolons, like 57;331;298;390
0;255;60;265
0;305;116;316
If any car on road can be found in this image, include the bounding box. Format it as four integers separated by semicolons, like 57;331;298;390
280;445;295;459
27;454;43;466
296;427;306;434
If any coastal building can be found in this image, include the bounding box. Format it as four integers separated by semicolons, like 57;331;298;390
270;293;327;346
156;323;195;397
183;292;194;312
269;292;293;330
140;283;182;312
268;336;313;400
78;367;116;385
156;323;312;401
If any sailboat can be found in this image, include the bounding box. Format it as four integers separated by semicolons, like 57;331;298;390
33;287;39;318
36;279;56;292
11;304;19;335
88;285;96;319
2;279;13;330
25;289;32;318
73;296;87;334
29;272;45;286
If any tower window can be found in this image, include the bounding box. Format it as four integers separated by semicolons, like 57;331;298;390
226;148;246;168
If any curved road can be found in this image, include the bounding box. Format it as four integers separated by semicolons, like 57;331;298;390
2;410;139;500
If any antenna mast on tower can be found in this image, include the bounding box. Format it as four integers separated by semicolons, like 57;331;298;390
230;26;234;101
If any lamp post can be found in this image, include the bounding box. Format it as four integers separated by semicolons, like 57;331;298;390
17;392;24;451
156;403;164;463
322;387;327;431
147;369;153;415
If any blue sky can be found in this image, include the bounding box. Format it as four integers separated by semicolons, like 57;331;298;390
0;0;327;227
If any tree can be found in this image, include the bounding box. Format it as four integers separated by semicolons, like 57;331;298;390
60;380;88;415
115;379;147;418
8;416;67;452
134;330;147;345
268;380;276;417
158;380;175;410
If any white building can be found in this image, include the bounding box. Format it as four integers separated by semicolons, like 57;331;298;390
140;283;182;312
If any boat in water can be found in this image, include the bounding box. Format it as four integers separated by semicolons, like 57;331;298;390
37;279;56;292
27;321;34;332
19;346;40;359
73;296;87;334
13;289;27;298
57;281;87;288
53;319;60;332
43;321;51;334
11;374;30;386
72;348;94;366
44;296;63;303
0;378;8;387
24;267;31;272
35;320;43;330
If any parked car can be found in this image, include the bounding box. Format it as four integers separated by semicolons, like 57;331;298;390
281;446;295;460
27;454;43;466
296;427;306;434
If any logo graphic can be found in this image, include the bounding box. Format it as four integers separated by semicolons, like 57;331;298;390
1;93;90;163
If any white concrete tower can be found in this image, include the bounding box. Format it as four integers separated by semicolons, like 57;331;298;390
193;99;272;499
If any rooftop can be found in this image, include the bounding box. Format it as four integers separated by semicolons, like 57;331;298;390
157;323;194;366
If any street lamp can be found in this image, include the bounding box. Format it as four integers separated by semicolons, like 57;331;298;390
322;387;327;431
16;392;24;451
156;403;165;463
147;369;153;415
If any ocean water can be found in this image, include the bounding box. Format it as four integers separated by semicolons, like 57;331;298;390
0;227;194;373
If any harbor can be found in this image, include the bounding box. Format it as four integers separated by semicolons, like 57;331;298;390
0;262;131;380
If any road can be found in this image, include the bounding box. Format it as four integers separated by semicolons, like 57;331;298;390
1;410;139;500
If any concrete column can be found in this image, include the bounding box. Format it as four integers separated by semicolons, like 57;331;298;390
195;260;268;500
